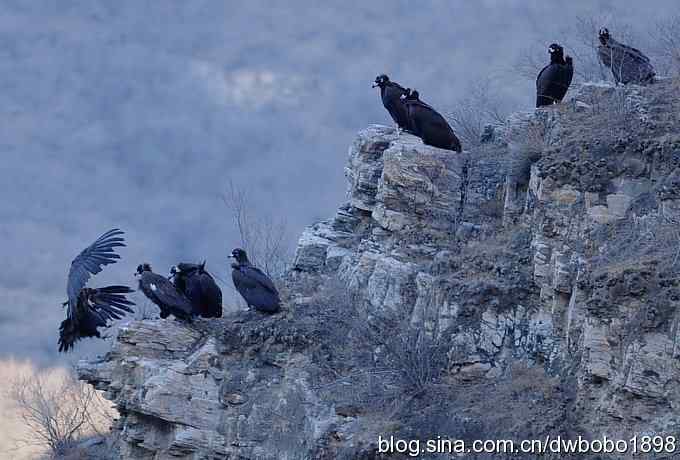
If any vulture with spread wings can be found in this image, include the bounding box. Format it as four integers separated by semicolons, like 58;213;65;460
59;228;135;352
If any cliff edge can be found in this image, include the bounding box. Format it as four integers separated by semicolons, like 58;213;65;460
79;79;680;459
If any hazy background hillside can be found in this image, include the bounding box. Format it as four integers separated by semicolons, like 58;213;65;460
0;0;677;369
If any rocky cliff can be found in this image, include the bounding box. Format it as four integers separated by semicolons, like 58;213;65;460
79;78;680;459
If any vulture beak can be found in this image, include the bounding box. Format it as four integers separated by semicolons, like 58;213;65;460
372;83;379;88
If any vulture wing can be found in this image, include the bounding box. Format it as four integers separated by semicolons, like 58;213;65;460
244;266;279;295
67;229;126;308
58;285;134;352
142;272;194;319
232;265;281;313
89;285;135;319
194;271;222;317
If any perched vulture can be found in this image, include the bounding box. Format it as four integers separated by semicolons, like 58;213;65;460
598;28;655;85
230;248;281;313
536;43;574;107
136;263;194;321
59;228;135;352
403;90;462;152
170;262;223;318
373;74;412;134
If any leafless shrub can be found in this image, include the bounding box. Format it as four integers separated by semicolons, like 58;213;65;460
571;14;656;83
6;368;114;458
222;179;293;279
507;362;560;401
589;205;680;276
650;16;680;76
505;116;553;186
584;86;645;142
512;28;604;85
446;78;510;148
52;436;112;460
373;313;449;394
513;43;546;81
512;15;648;85
315;276;450;404
571;15;630;82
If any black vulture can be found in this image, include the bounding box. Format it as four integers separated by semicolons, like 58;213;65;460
135;263;194;321
230;248;281;313
373;74;412;135
170;262;223;318
403;90;462;152
59;228;135;352
597;28;655;85
536;44;574;107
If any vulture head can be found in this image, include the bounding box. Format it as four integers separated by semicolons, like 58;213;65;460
598;28;610;45
229;248;250;266
135;263;152;276
372;74;390;88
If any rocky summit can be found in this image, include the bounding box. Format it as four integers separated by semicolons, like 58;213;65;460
79;79;680;459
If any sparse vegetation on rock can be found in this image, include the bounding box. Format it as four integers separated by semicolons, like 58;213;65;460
75;78;680;459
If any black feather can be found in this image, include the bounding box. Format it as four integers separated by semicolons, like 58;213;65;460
59;229;134;353
403;90;462;152
373;74;412;132
536;44;574;107
58;285;135;352
67;229;127;309
230;249;281;313
138;266;194;320
172;262;223;318
598;29;655;85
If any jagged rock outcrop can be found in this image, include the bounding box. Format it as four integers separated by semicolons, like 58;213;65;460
80;316;345;459
80;79;680;459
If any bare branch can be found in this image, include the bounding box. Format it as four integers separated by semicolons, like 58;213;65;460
446;77;512;148
650;16;680;76
222;179;293;280
6;367;114;457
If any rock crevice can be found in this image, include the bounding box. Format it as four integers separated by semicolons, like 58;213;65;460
80;80;680;459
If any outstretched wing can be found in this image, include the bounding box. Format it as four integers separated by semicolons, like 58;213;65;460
67;229;126;306
89;285;135;319
58;285;134;352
